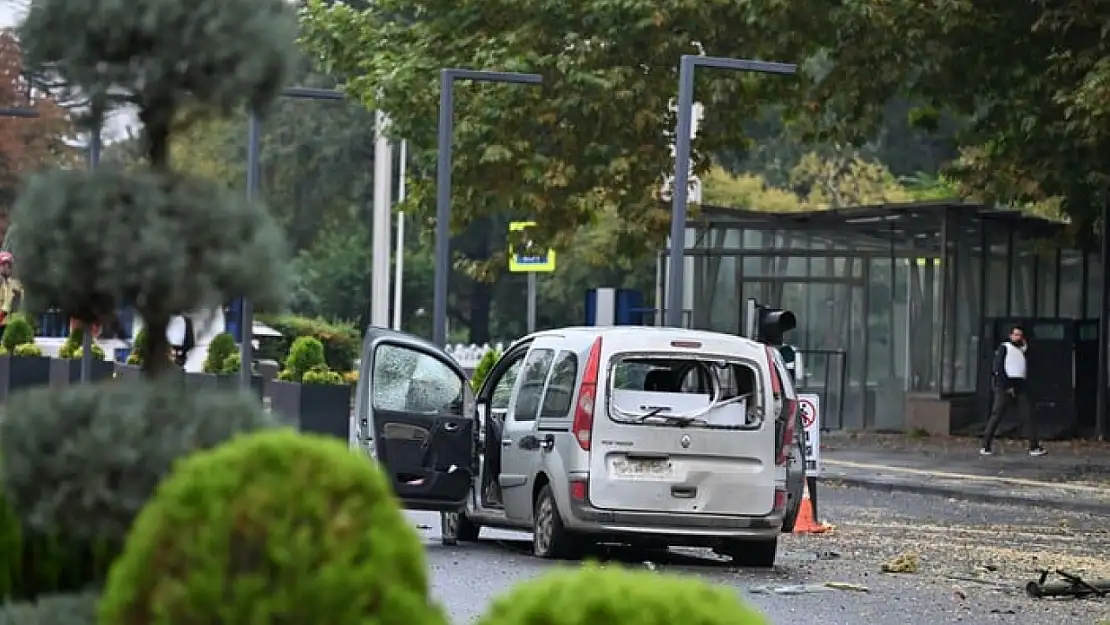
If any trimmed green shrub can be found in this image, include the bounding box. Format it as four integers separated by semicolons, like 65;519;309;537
99;429;444;625
257;314;360;371
2;314;34;350
0;590;99;624
127;328;148;365
12;344;43;357
202;332;237;373
283;336;326;382
0;381;279;542
471;349;500;390
1;470;114;601
57;326;84;359
221;352;241;374
476;565;769;625
72;344;106;361
302;365;345;385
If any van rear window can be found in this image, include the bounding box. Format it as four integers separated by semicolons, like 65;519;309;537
608;356;763;429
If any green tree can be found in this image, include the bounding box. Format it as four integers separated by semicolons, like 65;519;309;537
765;0;1106;221
299;0;812;258
14;0;296;376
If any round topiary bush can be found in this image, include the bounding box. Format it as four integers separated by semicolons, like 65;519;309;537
99;429;444;625
221;352;241;374
0;381;280;542
1;468;114;600
1;314;34;351
11;168;289;375
202;332;237;373
284;335;327;382
302;365;345;385
476;565;769;625
11;344;42;358
72;344;106;361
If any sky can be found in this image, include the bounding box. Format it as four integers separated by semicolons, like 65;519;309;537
2;0;135;141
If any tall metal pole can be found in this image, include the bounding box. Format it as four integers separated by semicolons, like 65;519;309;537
240;112;260;388
663;55;795;328
433;69;542;346
1098;193;1110;440
664;57;696;328
80;119;102;382
433;72;454;347
392;140;407;330
526;273;537;333
371;111;393;328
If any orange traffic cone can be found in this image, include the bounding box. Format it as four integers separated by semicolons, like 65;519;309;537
793;481;832;534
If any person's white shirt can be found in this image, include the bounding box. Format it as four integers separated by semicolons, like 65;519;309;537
1002;342;1027;379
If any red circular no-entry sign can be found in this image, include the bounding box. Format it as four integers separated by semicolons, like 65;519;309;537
799;398;817;429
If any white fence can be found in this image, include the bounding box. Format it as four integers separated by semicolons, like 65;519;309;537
443;342;506;370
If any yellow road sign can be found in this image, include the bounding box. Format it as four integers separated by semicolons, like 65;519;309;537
508;221;556;273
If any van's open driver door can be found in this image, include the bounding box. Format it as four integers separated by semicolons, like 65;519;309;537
357;328;476;511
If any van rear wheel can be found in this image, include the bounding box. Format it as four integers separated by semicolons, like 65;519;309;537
717;537;778;568
533;484;580;559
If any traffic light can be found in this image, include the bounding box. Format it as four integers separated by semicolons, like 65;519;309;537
757;305;796;346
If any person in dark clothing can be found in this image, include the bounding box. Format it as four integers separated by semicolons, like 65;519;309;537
980;325;1046;457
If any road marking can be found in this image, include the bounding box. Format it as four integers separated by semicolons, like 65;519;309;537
823;459;1110;494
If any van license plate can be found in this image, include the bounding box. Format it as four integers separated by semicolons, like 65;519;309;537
611;459;673;478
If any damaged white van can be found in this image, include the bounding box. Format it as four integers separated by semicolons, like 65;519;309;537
355;326;804;567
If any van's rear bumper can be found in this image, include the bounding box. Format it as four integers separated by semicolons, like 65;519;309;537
566;498;783;541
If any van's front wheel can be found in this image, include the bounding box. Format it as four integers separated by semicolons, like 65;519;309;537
716;537;778;568
533;484;580;559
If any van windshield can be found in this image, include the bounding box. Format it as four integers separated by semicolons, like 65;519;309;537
607;355;763;429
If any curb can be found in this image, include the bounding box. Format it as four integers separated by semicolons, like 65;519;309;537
819;474;1110;515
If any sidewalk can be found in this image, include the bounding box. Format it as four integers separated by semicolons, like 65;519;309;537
817;432;1110;514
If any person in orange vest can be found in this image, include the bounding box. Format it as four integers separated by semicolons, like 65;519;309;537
0;251;23;343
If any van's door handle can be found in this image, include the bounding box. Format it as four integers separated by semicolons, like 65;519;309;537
671;485;697;499
443;422;460;432
540;434;555;451
501;438;514;447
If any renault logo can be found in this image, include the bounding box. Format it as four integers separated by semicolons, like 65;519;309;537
680;434;691;449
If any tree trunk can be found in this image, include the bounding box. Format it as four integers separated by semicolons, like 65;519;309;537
465;218;494;344
141;315;171;378
469;280;492;344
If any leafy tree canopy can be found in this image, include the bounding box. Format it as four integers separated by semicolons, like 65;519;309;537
299;0;813;252
780;0;1110;222
20;0;298;163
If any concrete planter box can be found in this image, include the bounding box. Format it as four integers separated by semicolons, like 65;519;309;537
62;358;117;384
269;380;351;439
184;372;265;399
0;355;53;400
113;362;143;381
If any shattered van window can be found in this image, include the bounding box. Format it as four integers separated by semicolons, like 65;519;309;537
372;344;462;413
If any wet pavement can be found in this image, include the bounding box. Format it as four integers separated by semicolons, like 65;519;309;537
413;484;1110;624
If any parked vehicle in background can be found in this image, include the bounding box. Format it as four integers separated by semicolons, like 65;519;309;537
354;325;802;567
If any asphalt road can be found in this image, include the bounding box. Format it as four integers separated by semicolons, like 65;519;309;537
410;485;1110;624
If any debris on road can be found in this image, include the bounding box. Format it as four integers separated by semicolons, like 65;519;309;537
1025;569;1110;599
824;581;869;593
749;582;869;596
881;552;920;573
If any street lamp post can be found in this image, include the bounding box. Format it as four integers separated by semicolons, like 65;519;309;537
664;55;796;328
81;117;101;382
433;69;543;346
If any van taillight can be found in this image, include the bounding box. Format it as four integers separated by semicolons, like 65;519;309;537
572;337;603;451
766;346;794;465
